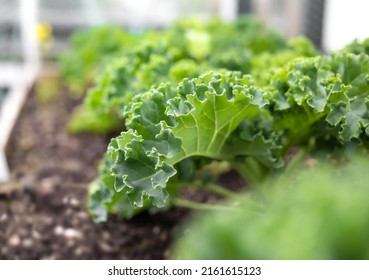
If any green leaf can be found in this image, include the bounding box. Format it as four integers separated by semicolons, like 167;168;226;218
86;57;133;112
233;117;283;168
269;52;369;144
59;24;137;94
67;105;122;134
325;53;369;141
168;73;267;163
327;97;369;140
104;130;177;207
90;72;272;220
286;57;329;112
173;156;369;260
341;38;369;56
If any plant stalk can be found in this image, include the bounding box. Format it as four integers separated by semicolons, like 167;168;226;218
203;182;241;200
230;157;266;188
285;148;306;175
174;198;237;212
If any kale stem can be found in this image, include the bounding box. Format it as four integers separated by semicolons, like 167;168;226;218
202;182;241;200
229;157;266;188
285;148;306;175
182;180;241;200
174;198;237;211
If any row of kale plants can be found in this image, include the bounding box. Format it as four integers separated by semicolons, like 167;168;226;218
60;17;369;259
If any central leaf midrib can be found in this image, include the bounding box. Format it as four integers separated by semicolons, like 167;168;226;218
168;110;252;165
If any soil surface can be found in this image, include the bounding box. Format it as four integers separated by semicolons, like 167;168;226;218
0;69;244;260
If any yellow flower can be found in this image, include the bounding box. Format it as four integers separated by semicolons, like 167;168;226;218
36;22;54;51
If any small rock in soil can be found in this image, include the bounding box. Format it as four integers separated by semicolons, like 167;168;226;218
99;242;114;253
54;225;64;236
8;235;21;247
0;213;8;222
38;177;58;195
32;230;41;240
70;197;80;207
22;238;33;248
63;228;82;240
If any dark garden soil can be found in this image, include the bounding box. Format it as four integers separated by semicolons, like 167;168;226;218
0;68;245;260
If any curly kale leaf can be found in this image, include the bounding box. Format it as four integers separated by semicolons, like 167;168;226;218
89;72;274;220
59;25;137;93
342;38;369;56
270;52;369;144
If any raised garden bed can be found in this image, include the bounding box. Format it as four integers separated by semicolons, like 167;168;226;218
0;63;38;182
3;17;369;261
0;69;243;259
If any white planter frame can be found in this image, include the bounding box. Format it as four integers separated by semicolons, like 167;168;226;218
0;0;39;182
